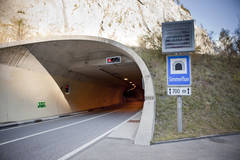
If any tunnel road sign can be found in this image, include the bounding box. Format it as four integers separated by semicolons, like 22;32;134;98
167;55;191;86
163;20;194;134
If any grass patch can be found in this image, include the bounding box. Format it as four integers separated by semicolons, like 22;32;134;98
133;47;240;142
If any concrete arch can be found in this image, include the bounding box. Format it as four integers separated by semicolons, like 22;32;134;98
0;35;156;145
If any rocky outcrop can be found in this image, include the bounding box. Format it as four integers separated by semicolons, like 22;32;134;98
0;0;214;54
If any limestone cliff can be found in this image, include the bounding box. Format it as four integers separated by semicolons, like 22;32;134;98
0;0;214;54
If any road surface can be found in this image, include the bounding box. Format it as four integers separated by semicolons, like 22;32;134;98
0;107;138;160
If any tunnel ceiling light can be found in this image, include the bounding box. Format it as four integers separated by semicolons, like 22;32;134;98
127;84;136;92
124;78;128;81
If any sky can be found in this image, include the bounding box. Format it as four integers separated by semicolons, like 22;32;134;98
180;0;240;41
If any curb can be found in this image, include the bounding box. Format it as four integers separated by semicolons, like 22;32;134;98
0;111;88;130
152;132;240;145
0;104;123;130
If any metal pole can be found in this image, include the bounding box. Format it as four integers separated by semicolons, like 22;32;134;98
177;96;182;133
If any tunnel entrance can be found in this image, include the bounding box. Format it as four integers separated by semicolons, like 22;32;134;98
23;39;145;111
0;36;155;145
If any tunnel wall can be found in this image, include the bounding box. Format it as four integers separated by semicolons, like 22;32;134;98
0;64;126;123
0;49;126;123
0;64;71;122
54;76;126;111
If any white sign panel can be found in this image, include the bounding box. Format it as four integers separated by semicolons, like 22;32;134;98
167;87;191;96
162;20;195;53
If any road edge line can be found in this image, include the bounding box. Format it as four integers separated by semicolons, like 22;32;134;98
0;111;117;146
58;111;141;160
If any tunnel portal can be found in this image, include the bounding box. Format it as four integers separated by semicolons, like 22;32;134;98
0;36;155;145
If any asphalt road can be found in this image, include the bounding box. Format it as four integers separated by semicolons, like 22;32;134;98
0;108;137;160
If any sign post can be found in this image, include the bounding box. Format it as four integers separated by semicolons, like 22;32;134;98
162;20;195;133
177;96;182;132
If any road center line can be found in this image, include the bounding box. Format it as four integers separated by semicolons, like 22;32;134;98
0;110;118;146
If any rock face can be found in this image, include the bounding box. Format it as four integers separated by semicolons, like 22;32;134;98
0;0;214;54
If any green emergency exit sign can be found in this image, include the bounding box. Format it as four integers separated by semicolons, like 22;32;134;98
38;102;46;108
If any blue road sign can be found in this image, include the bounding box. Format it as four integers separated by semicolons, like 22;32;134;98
167;55;191;86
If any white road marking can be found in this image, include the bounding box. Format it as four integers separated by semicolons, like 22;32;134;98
58;111;140;160
0;111;118;146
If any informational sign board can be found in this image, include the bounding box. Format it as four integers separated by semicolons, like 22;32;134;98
167;55;191;86
162;20;195;53
167;87;191;96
